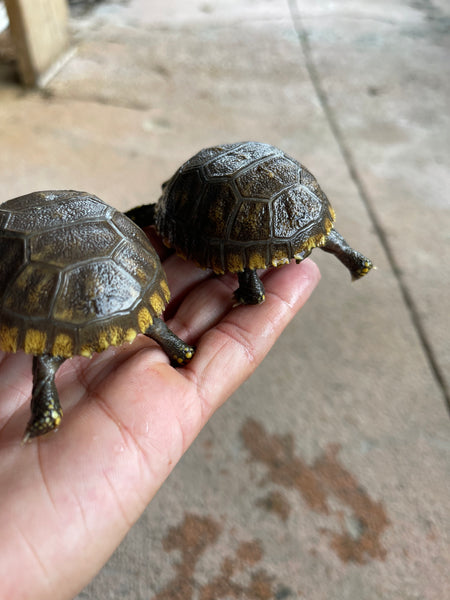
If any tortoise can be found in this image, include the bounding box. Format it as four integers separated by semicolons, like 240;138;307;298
126;142;374;304
0;190;194;442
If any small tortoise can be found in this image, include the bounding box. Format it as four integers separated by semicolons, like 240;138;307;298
0;190;194;441
126;142;373;304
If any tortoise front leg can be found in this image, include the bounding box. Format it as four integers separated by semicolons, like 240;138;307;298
234;268;266;305
145;317;195;366
23;355;65;443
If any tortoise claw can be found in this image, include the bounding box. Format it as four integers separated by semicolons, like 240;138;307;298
170;344;196;367
22;409;62;443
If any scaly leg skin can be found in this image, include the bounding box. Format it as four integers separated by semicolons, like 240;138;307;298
146;317;195;366
234;268;266;305
125;204;156;228
321;228;374;280
23;355;66;443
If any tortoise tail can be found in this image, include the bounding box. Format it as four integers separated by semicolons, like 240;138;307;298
125;203;156;228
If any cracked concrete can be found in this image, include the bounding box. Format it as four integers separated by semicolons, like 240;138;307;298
0;0;448;598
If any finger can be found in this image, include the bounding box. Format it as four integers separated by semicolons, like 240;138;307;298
162;254;214;320
184;259;320;418
166;270;236;342
167;259;319;348
0;353;32;430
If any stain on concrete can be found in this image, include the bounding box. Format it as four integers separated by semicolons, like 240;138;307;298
199;553;274;600
153;514;277;599
153;514;221;600
241;419;390;564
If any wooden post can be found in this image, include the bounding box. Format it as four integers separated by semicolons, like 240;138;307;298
4;0;69;86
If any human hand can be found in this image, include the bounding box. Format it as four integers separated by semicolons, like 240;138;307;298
0;247;320;600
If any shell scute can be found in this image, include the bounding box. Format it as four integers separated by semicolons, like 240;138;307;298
180;145;229;173
230;200;271;242
164;169;205;225
112;241;158;287
272;187;322;238
2;191;110;234
30;221;119;267
53;260;141;325
204;142;277;179
235;156;300;200
0;236;26;292
3;264;59;318
201;183;237;239
111;211;151;248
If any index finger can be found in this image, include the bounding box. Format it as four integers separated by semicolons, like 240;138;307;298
184;259;320;419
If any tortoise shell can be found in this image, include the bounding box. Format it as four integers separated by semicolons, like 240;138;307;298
0;190;171;358
154;141;336;274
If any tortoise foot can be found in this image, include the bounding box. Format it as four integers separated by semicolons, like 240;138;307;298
145;317;195;367
234;269;266;305
170;344;195;367
23;355;65;443
233;288;265;306
351;258;374;281
23;406;63;443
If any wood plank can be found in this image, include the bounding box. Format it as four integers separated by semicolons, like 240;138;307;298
5;0;69;86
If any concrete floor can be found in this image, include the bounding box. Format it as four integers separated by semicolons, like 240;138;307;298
1;0;449;598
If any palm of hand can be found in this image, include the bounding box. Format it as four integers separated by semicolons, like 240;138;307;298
0;251;319;600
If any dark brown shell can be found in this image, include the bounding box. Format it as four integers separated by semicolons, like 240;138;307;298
0;191;170;357
155;142;336;273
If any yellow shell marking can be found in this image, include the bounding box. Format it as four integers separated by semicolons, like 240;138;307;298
226;254;244;273
24;329;47;355
160;279;171;302
125;328;137;343
329;206;336;222
52;333;74;357
0;325;18;353
107;327;120;347
78;326;138;358
136;267;148;283
248;252;267;270
271;256;290;267
138;307;153;332
149;292;165;316
270;249;289;267
97;331;110;352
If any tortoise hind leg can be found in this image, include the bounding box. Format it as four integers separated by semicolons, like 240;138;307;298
145;317;195;366
234;268;266;305
23;355;65;443
321;229;373;280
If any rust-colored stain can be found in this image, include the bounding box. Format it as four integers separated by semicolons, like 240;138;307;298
153;514;220;600
241;419;389;564
153;514;276;599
